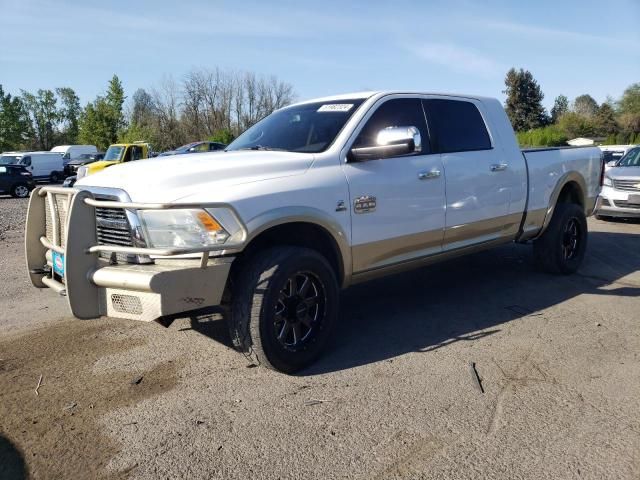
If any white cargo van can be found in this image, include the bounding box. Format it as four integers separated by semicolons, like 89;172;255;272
51;145;98;163
0;151;65;182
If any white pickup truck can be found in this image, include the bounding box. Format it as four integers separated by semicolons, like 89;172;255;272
25;91;603;372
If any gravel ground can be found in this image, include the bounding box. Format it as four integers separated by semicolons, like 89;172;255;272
0;195;28;240
1;196;639;479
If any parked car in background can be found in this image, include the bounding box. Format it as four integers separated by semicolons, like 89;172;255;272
0;151;64;182
64;152;105;177
51;145;98;164
597;146;640;219
159;141;226;156
599;144;637;170
0;164;35;198
64;142;151;187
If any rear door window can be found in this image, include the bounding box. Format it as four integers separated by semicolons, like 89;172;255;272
423;99;492;153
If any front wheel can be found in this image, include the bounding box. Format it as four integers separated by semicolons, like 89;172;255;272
533;203;588;274
50;171;61;183
227;246;339;373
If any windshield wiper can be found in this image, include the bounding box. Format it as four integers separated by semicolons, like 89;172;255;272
235;145;287;152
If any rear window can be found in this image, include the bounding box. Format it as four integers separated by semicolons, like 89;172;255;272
423;99;492;153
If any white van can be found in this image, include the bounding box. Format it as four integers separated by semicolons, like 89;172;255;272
51;145;98;163
0;151;65;182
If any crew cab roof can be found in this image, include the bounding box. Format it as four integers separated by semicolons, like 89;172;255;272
290;90;495;108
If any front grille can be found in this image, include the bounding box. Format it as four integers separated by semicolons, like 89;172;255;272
44;193;70;248
613;179;640;192
94;198;135;263
613;200;640;209
95;207;133;247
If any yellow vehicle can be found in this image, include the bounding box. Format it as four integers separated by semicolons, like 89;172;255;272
75;142;151;181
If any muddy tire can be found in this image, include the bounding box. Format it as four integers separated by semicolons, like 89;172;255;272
533;203;588;274
227;246;339;373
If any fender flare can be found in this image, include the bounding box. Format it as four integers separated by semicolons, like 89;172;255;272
243;206;353;287
538;171;587;236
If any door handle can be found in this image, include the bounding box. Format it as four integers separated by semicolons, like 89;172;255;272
418;170;441;180
490;163;508;172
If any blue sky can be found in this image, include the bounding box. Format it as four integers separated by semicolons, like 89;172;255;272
1;0;639;110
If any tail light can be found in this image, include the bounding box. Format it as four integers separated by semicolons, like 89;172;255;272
599;152;605;187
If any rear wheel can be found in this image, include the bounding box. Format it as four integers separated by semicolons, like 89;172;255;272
227;246;339;373
10;183;30;198
533;203;588;274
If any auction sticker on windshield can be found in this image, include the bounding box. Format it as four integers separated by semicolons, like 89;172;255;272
52;251;65;278
318;104;353;112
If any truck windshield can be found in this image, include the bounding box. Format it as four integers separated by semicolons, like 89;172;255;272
0;155;22;165
104;146;124;161
226;99;366;153
617;148;640;167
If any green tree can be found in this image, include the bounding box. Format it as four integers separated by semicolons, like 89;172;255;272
557;112;595;138
573;94;599;118
78;75;127;150
516;125;568;147
594;103;618;136
21;89;59;150
55;87;81;144
550;95;569;123
208;128;235;144
0;85;31;151
618;83;640;115
105;74;126;137
503;68;548;131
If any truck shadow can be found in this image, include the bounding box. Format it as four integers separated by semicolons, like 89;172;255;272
0;434;27;480
304;230;640;375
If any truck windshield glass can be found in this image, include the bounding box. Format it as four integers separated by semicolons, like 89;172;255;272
227;99;366;153
617;148;640;167
0;155;22;165
104;146;124;161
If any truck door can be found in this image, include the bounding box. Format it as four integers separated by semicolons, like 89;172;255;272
342;96;445;274
423;98;518;250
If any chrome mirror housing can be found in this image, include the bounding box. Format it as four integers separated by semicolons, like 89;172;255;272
350;126;421;161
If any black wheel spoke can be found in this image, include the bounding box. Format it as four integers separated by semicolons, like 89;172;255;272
273;271;326;349
278;320;292;341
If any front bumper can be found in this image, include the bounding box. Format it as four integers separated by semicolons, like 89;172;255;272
25;186;238;322
596;186;640;218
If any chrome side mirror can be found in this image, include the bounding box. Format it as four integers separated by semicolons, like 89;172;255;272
350;126;421;161
606;160;617;167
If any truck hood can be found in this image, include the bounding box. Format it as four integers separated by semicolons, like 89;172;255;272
607;166;640;179
76;150;314;202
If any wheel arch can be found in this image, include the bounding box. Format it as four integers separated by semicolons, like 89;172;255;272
238;207;352;288
539;172;588;237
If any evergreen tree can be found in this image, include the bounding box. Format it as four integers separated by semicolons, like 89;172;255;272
594;104;618;136
550;95;569;123
105;74;126;139
21;89;59;150
0;85;31;151
55;87;81;144
503;68;548;131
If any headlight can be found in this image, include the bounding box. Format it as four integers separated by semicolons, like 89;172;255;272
138;209;242;249
77;166;88;179
603;176;613;187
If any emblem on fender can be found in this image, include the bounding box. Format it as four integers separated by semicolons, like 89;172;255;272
354;195;376;214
